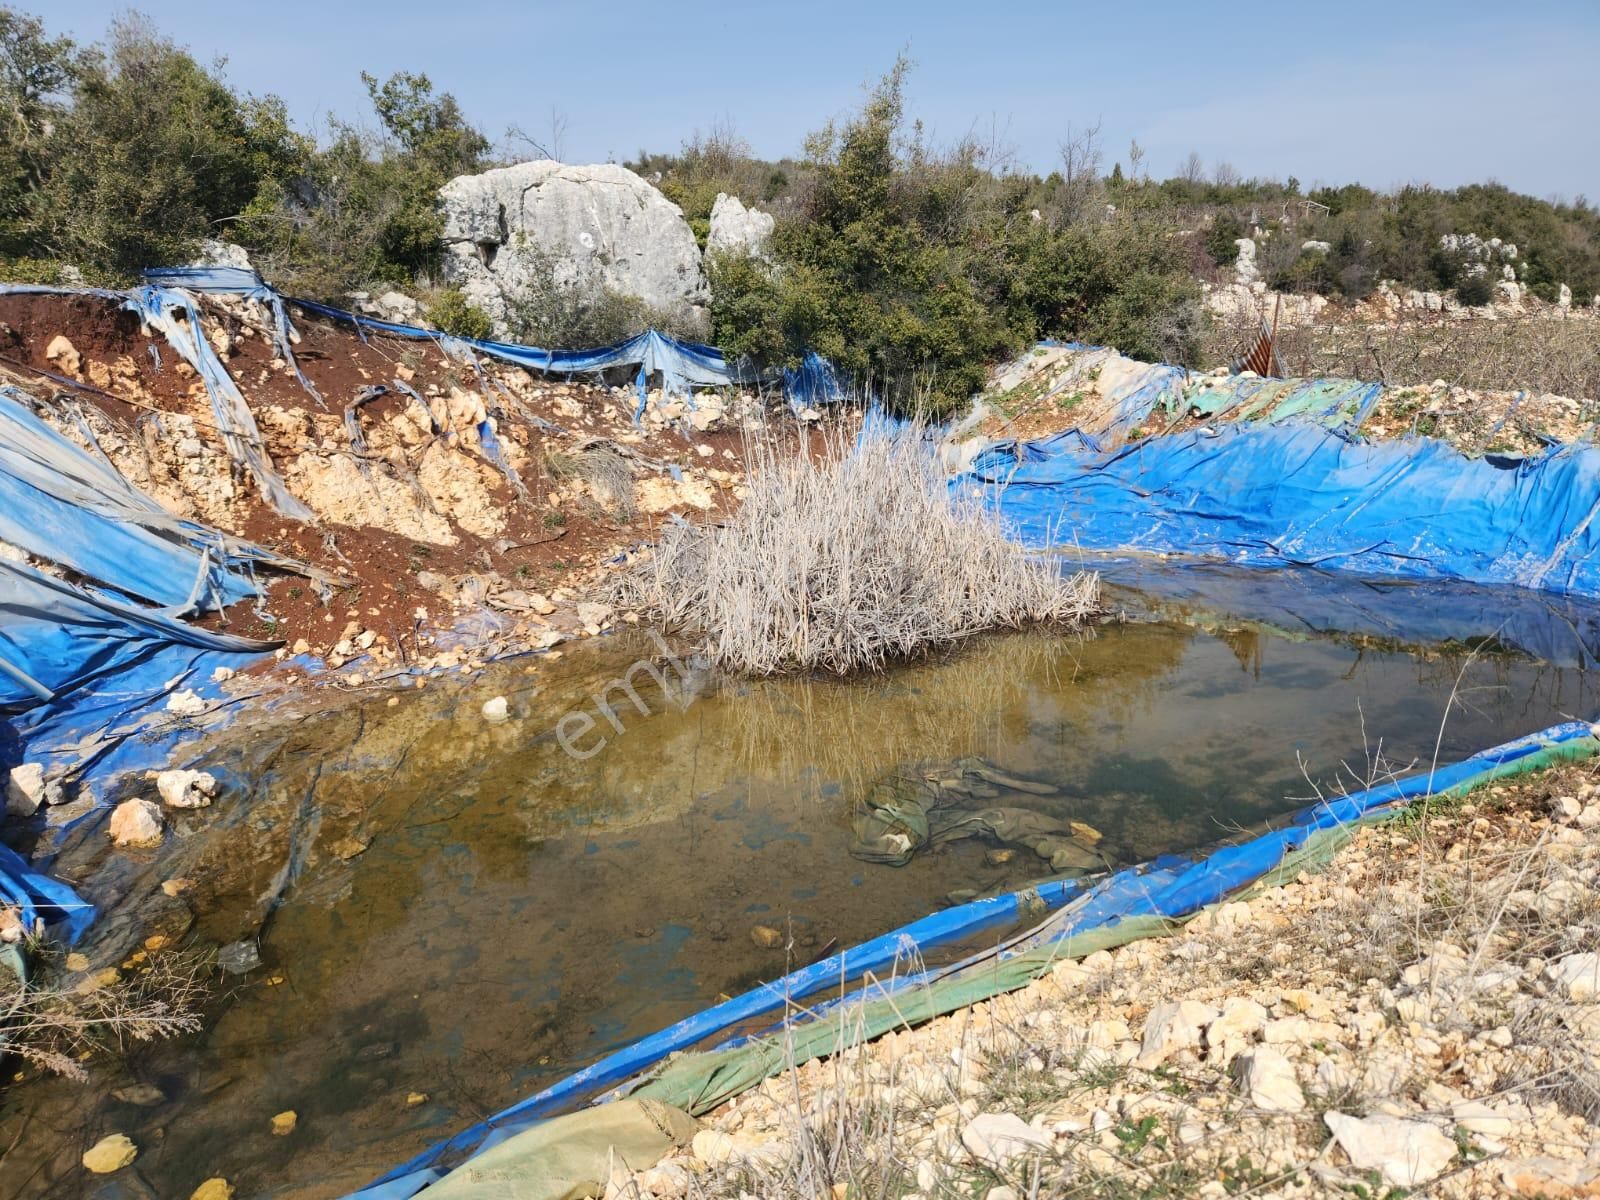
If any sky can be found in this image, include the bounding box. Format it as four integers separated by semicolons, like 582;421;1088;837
37;0;1600;201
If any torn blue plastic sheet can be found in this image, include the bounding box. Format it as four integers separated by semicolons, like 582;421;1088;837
356;872;1090;1194
972;422;1600;599
0;388;262;612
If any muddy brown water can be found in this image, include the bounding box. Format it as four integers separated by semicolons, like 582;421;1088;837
1;616;1594;1198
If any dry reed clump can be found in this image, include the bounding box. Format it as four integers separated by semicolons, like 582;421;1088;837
0;946;209;1081
545;441;638;518
608;427;1099;675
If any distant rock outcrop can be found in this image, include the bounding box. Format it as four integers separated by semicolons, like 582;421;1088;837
439;161;708;336
706;193;775;259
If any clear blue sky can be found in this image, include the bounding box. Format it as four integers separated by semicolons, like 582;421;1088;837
37;0;1600;200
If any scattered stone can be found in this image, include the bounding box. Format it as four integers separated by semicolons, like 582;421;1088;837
961;1112;1052;1166
156;769;220;809
1498;1156;1600;1197
111;1082;166;1107
481;695;509;723
217;940;262;976
109;798;164;847
1549;794;1583;823
749;924;783;949
1137;999;1218;1068
1324;1111;1455;1188
5;763;45;817
1206;996;1268;1063
270;1110;298;1136
0;907;24;943
1238;1047;1305;1112
190;1179;234;1200
161;878;194;897
1545;952;1600;1001
45;334;82;377
166;689;207;717
331;835;370;862
81;1133;137;1173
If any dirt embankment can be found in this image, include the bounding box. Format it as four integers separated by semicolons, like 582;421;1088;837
0;289;797;677
971;340;1598;458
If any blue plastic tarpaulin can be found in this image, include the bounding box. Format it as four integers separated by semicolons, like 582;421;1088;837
971;422;1600;598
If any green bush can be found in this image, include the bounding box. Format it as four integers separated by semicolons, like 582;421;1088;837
1202;213;1246;268
34;16;308;277
425;288;494;340
1455;272;1495;306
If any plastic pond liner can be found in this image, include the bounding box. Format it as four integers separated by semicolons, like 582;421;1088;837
350;716;1599;1198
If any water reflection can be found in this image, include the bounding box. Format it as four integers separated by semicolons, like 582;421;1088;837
2;618;1592;1199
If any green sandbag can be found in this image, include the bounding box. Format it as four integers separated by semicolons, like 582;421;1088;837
422;1098;697;1200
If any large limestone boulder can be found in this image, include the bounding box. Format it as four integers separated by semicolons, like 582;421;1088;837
706;193;775;260
439;161;707;337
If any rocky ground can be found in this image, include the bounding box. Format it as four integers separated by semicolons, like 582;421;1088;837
968;335;1599;459
0;288;818;683
619;759;1600;1200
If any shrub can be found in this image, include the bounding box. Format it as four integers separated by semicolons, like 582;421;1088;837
1203;212;1247;268
608;425;1101;675
1455;271;1495;307
425;287;494;340
34;15;308;276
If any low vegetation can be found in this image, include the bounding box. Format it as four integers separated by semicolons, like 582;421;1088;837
2;7;1595;408
609;425;1100;674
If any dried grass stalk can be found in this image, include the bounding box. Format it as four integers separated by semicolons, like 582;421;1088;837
610;424;1099;675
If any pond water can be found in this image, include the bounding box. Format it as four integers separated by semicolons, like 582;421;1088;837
2;608;1594;1198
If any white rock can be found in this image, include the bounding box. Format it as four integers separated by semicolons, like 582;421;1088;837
481;696;509;723
1238;1047;1305;1112
5;763;46;817
1137;1000;1218;1068
1205;996;1267;1063
961;1112;1052;1166
439;161;708;336
706;193;776;260
1549;794;1582;823
190;239;254;271
576;601;613;629
1545;952;1600;1001
109;799;164;847
1233;238;1259;284
636;1161;690;1198
1324;1112;1456;1187
45;334;82;376
1451;1100;1513;1137
156;769;219;809
1559;283;1573;309
690;1129;733;1166
166;689;207;716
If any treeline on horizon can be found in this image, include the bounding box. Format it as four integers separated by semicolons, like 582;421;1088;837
3;8;1597;411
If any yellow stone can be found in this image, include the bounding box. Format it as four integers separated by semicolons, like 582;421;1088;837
1068;821;1103;845
405;1092;428;1107
270;1110;297;1136
82;1133;137;1173
161;878;194;897
144;934;170;952
65;952;90;972
190;1179;234;1200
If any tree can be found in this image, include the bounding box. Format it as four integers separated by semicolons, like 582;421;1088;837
1178;150;1205;185
0;7;80;252
36;15;307;274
